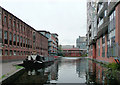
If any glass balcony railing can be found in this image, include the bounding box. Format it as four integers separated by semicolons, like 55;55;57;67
98;18;104;28
98;3;104;14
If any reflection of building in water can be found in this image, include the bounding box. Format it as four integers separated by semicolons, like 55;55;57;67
76;58;88;78
86;60;106;84
13;68;48;84
61;59;77;65
45;61;59;83
13;61;59;84
51;61;59;80
86;60;96;84
86;60;119;84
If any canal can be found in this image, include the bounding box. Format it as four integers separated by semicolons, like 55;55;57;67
7;57;120;84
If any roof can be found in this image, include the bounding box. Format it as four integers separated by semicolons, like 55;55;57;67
52;33;58;36
63;48;87;51
63;48;80;51
37;30;50;34
0;6;48;39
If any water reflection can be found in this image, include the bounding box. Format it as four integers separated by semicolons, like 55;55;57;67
55;57;88;83
87;59;120;84
11;57;120;84
13;60;59;84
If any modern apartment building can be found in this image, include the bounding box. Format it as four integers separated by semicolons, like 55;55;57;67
87;1;120;63
0;7;48;62
38;30;58;56
76;36;87;50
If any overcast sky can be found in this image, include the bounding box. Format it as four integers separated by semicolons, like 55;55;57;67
0;0;87;46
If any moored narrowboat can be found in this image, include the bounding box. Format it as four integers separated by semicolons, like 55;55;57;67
22;55;55;68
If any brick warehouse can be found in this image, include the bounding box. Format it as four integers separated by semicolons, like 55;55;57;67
62;48;82;57
87;1;120;63
0;6;48;62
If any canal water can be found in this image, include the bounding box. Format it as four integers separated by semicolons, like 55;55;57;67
10;57;120;84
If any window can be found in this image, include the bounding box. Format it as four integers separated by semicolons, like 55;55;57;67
5;50;8;56
33;32;36;42
10;50;12;56
28;39;29;48
17;22;19;32
104;10;107;17
109;10;116;32
21;51;23;55
108;0;111;5
22;26;24;32
17;35;19;46
17;51;19;56
9;19;12;26
20;25;22;33
4;31;8;44
8;18;12;28
26;39;27;47
20;36;22;47
9;32;12;45
108;10;116;43
13;50;16;55
4;31;8;39
13;20;16;28
0;49;2;56
0;29;2;43
102;36;105;44
108;10;116;57
114;10;116;17
4;16;7;23
17;35;19;42
13;34;16;45
0;14;1;20
17;23;19;29
23;37;25;47
23;51;25;55
23;27;25;32
98;39;100;57
102;45;105;57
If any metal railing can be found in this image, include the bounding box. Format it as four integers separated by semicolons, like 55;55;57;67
98;18;104;28
98;3;104;14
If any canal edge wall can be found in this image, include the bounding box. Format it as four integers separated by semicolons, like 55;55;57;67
88;58;109;65
0;68;24;84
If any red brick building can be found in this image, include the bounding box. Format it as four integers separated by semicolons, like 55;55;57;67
0;7;48;62
87;60;107;84
62;48;82;57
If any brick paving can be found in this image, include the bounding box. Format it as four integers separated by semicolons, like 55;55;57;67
0;61;23;80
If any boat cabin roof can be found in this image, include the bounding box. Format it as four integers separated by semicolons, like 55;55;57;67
27;55;43;60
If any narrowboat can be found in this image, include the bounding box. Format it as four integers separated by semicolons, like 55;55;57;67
22;55;54;68
23;55;44;68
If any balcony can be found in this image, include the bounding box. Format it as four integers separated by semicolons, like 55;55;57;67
108;2;118;16
89;38;96;46
98;3;108;18
97;17;109;38
48;39;52;42
98;18;104;28
48;48;52;51
48;43;52;46
98;3;104;14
